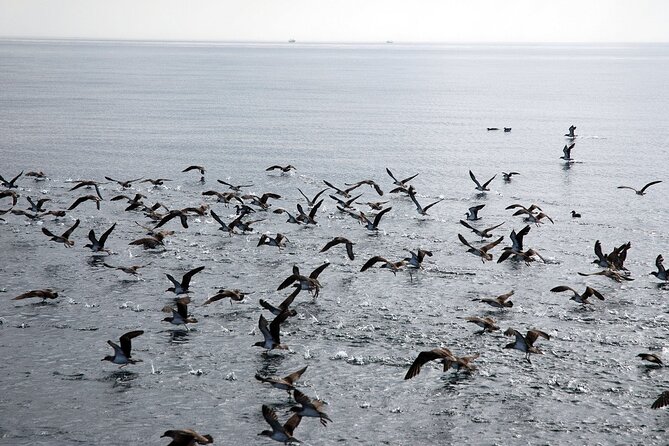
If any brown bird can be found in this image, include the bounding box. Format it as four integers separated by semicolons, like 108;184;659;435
404;347;454;379
550;285;604;304
141;178;172;186
479;290;514;309
182;165;206;175
201;190;243;205
295;200;323;225
128;231;171;249
68;195;101;211
42;219;80;247
253;310;292;351
154;209;190;229
259;293;298;317
297;187;328;207
0;171;23;188
637;353;663;366
102;262;151;276
651;391;669;409
258;233;289;250
458;233;503;262
68;180;104;199
259;404;302;443
85;223;116;254
12;289;59;302
202;289;251;305
577;269;633;283
0;190;19;206
504;328;550;363
360;256;406;275
344;179;384;195
160;429;213;446
320;237;355;260
459;220;505;239
290;389;333;426
466;316;499;334
277;263;330;298
256;365;308;392
386;167;418;188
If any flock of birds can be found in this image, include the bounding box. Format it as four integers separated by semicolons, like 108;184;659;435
3;124;669;444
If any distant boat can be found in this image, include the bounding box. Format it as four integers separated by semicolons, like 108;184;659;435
288;39;296;43
386;40;394;44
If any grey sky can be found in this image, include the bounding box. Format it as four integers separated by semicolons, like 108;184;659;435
1;0;668;42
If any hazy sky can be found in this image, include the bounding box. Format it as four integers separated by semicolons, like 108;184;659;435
1;0;668;42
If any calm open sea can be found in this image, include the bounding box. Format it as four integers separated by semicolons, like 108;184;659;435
1;40;668;445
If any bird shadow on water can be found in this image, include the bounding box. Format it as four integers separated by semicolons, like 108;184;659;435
101;369;140;390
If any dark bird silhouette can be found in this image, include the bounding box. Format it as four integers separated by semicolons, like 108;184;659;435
217;179;253;191
469;170;496;191
637;353;663;366
479;290;514;309
0;190;19;206
344;179;384;196
256;365;308;393
68;195;101;211
650;254;669;281
550;285;604;305
560;142;575;161
68;180;104;199
101;330;143;367
465;204;485;221
386;168;418;187
258;233;289;250
297;187;328;207
42;219;80;247
459;220;504;239
166;266;205;295
408;188;443;215
105;176;143;188
404;347;454;380
360;256;407;275
0;171;23;188
253;310;292;350
266;164;296;173
296;200;323;225
26;196;50;213
202;289;252;305
565;125;577;138
466;316;499;334
502;171;520;182
277;263;330;298
359;206;392;231
85;223;116;254
141;178;172;186
320;237;355;260
651;391;669;409
12;289;59;302
617;180;662;195
162;297;198;330
259;293;298;317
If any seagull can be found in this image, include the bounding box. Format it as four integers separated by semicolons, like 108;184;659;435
478;290;514;309
320;237;355;260
290;389;332;426
502;172;520;182
465;204;485;221
469;170;496;192
101;330;144;367
550;285;605;305
465;316;500;334
359;206;392;231
459;220;504;239
294;199;322;225
202;289;251;305
404;347;454;380
637;353;663;366
12;289;59;302
259;404;302;444
458;233;503;262
360;256;407;275
565;125;577;138
344;179;384;196
104;176;143;189
651;391;669;409
68;180;104;199
255;365;308;393
560;142;576;161
26;197;51;213
68;195;101;211
651;254;669;281
330;193;363;210
617;180;662;195
386;168;418;188
259;293;298;317
277;263;330;298
408;188;443;215
404;248;433;270
166;266;205;295
141;178;172;186
217;179;254;192
162;297;198;330
266;164;296;173
295;188;326;209
102;262;150;276
160;429;213;446
85;223;116;254
42;219;80;247
504;328;550;363
0;171;23;188
258;233;289;250
253;310;292;351
0;190;19;206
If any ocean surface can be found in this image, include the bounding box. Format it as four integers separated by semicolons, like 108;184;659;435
1;40;668;445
